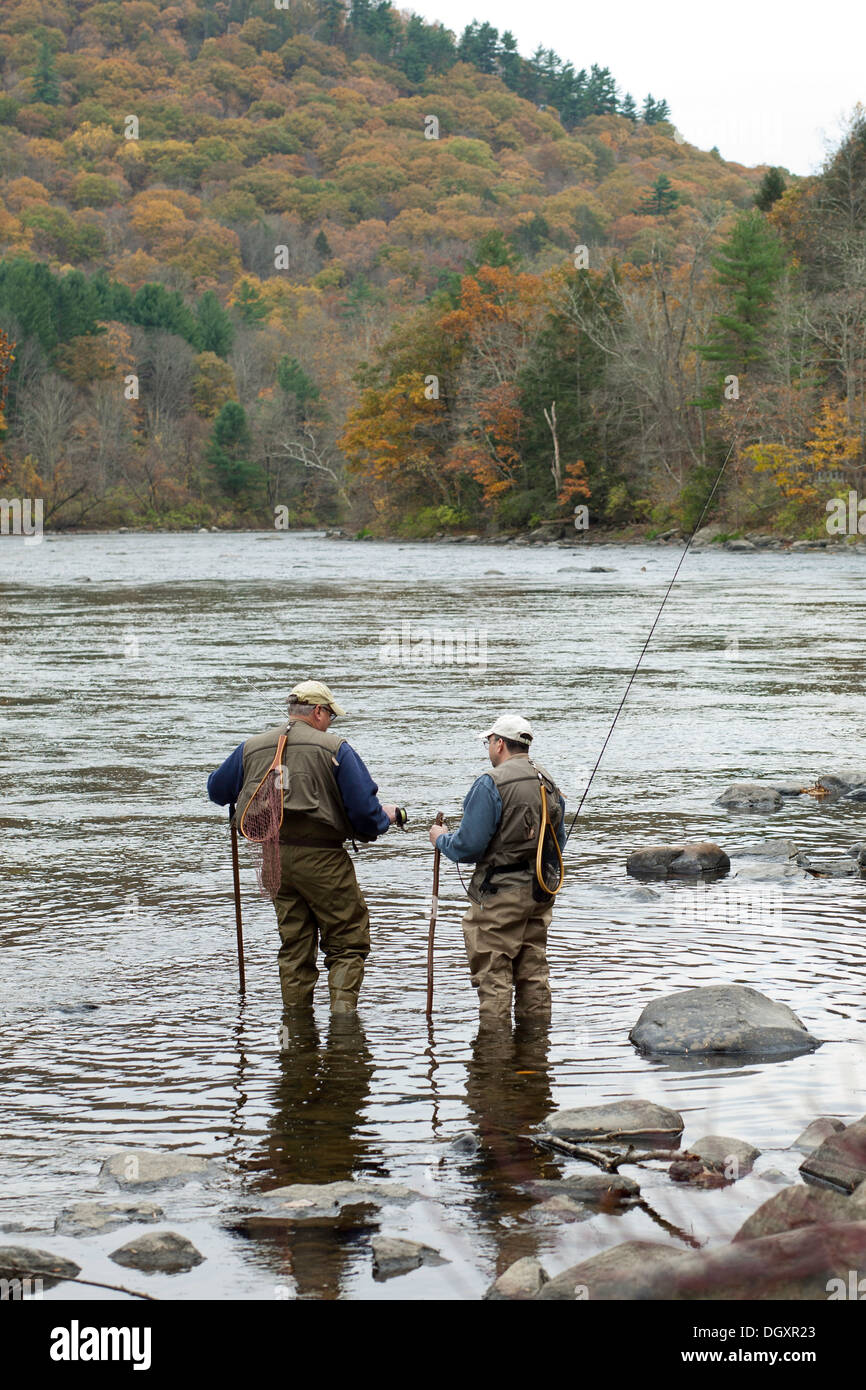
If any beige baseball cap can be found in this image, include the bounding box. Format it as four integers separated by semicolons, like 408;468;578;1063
478;713;534;745
290;680;346;717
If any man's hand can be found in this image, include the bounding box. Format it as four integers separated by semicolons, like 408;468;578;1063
429;821;448;847
383;804;398;824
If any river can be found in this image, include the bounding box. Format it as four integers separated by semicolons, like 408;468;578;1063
1;531;864;1299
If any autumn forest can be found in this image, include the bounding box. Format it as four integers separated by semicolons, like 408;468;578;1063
0;0;864;538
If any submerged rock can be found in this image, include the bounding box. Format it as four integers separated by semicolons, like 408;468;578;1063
56;1201;164;1237
629;984;821;1059
371;1236;447;1280
528;1172;639;1208
716;783;783;811
485;1256;548;1300
544;1099;683;1147
793;1117;846;1155
109;1231;204;1274
536;1241;687;1300
800;1119;866;1194
101;1150;212;1191
734;1184;855;1242
246;1179;423;1224
626;843;730;878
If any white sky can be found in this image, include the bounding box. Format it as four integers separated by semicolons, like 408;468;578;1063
403;0;865;175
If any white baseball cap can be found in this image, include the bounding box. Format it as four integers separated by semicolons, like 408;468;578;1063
477;713;534;746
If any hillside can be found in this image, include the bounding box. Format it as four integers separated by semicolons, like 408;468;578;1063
2;1;860;539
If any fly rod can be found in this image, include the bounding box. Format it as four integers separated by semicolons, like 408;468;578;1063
564;434;739;847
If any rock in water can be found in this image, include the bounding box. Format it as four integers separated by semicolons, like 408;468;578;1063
536;1241;688;1300
0;1246;80;1287
109;1231;204;1274
716;783;783;811
626;843;730;878
371;1236;447;1280
629;984;821;1058
689;1135;761;1177
485;1257;548;1300
528;1172;639;1207
631;1223;866;1300
100;1151;211;1190
733;1184;855;1241
793;1117;846;1155
800;1119;866;1194
56;1201;164;1236
544;1098;683;1146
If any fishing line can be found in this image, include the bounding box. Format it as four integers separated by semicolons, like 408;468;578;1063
563;433;740;847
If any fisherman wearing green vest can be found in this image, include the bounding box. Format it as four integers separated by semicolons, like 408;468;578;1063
208;681;398;1014
429;714;566;1027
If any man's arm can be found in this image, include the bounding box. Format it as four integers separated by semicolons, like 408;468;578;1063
435;775;501;863
334;743;391;839
207;743;244;806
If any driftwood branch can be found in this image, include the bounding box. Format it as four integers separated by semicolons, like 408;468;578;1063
528;1132;699;1172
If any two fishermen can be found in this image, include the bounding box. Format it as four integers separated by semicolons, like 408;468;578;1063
208;686;565;1024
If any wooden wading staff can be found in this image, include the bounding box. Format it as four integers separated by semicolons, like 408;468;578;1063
426;811;444;1018
229;804;246;992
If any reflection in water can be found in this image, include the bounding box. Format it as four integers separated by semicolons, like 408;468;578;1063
464;1022;560;1276
242;1012;378;1299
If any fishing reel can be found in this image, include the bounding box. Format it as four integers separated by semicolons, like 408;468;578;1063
395;806;409;830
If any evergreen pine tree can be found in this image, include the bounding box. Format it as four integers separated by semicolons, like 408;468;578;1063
32;42;60;105
697;210;785;401
755;167;787;211
196;290;234;357
638;175;679;215
206;402;261;497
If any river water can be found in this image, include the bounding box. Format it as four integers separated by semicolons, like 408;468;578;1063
1;531;865;1300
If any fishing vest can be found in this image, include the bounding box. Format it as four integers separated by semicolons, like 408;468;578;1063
469;756;563;902
235;721;354;844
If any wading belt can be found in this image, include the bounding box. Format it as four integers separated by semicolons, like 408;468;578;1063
480;859;532;894
279;836;343;849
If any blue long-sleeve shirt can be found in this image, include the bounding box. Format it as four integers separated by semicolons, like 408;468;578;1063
207;737;390;840
437;770;566;863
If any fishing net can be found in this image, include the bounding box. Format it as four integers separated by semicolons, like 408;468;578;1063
238;733;287;899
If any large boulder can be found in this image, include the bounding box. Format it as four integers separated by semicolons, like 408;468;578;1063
629;984;821;1059
544;1099;683;1147
716;783;783;811
734;1184;855;1241
800;1119;866;1194
626;843;730;878
535;1241;688;1300
635;1222;866;1300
